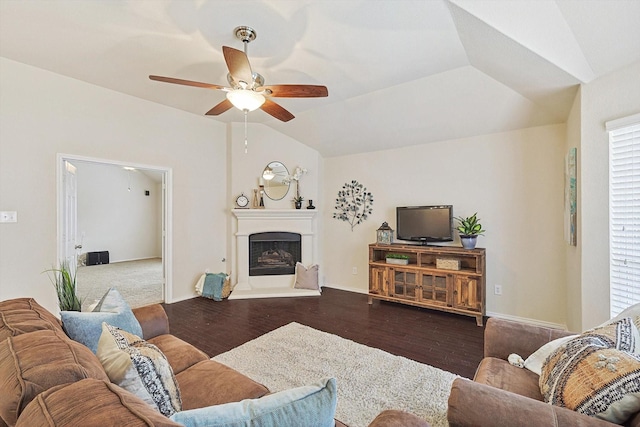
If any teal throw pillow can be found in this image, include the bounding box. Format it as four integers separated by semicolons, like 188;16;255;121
61;287;142;353
169;377;337;427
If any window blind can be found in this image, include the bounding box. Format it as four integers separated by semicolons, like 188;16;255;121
608;118;640;317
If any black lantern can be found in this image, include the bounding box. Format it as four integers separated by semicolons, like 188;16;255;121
376;222;394;245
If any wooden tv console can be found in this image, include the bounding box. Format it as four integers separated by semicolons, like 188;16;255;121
368;243;486;326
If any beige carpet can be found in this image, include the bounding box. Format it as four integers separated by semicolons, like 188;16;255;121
213;322;458;427
76;258;164;309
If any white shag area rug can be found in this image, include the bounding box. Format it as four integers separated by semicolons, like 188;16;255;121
212;322;459;427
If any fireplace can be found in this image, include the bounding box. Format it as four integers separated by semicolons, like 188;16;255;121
231;209;319;299
249;232;301;276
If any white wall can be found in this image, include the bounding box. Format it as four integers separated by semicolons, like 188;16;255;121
0;58;228;314
565;89;582;331
323;125;568;326
579;60;640;329
76;162;161;262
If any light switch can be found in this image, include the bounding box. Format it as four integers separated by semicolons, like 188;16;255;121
0;211;17;223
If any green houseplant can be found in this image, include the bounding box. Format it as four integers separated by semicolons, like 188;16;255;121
454;213;485;249
45;260;82;311
293;195;304;209
385;253;410;265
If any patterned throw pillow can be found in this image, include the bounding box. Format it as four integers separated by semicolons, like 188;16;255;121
97;322;182;417
524;334;579;375
539;318;640;424
598;302;640;330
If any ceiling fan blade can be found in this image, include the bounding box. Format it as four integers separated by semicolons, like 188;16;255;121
261;99;295;122
222;46;253;87
149;75;226;90
262;85;328;98
205;99;233;116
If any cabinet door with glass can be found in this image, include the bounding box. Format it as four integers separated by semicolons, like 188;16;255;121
419;272;449;307
453;275;482;312
369;266;388;297
389;268;419;301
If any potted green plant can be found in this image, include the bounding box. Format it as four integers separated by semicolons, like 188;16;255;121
454;213;485;249
293;195;304;209
44;260;82;311
385;253;410;265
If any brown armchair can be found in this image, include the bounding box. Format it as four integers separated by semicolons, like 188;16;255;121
447;317;640;427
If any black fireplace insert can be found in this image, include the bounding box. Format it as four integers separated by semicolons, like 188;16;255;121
249;232;301;276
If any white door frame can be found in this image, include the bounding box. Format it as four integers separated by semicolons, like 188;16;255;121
60;159;79;275
56;153;173;303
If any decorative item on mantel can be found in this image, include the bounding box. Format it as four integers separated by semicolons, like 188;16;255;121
252;189;259;208
306;200;315;209
283;166;307;209
258;185;265;209
235;193;250;209
332;180;374;231
376;221;394;245
454;212;485;249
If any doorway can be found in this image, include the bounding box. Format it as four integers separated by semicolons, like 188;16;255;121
57;154;172;307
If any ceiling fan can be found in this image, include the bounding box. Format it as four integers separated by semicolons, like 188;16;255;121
149;26;328;122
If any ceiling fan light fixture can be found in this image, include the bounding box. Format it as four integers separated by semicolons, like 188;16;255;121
226;89;265;112
151;25;326;122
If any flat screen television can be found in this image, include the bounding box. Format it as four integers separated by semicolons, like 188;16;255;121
396;205;453;244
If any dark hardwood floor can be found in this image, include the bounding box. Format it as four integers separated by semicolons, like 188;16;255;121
163;288;484;379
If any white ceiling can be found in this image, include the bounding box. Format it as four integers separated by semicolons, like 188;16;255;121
1;0;639;157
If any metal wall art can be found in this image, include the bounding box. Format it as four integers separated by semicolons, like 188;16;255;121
332;180;374;231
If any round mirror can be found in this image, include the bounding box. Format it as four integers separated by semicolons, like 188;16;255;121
262;161;290;201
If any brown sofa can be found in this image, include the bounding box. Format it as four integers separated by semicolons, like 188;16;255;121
0;298;428;427
447;317;640;427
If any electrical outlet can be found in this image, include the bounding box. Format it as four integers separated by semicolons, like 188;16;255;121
352;267;358;275
0;211;17;223
494;284;502;295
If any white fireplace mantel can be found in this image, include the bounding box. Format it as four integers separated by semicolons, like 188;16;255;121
230;209;320;299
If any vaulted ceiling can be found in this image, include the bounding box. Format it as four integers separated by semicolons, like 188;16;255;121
1;0;639;157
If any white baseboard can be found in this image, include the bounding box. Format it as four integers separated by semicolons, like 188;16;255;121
486;311;567;330
229;288;321;300
112;256;162;263
166;293;198;304
321;284;369;295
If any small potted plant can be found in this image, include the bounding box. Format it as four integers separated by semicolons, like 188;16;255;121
385;253;410;265
293;195;304;209
44;260;82;311
454;212;485;249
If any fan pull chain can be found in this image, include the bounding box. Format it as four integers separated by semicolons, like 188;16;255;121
244;110;248;153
